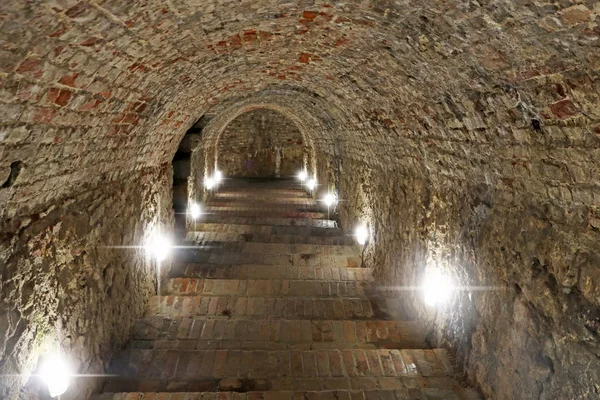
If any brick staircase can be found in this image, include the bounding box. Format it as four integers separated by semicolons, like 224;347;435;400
95;178;481;400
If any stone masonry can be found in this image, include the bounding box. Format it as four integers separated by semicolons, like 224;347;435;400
1;1;599;399
94;178;482;399
218;109;306;178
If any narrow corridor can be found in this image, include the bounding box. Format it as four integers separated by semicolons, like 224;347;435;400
95;179;481;399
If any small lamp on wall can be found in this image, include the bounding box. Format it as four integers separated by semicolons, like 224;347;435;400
355;224;370;268
189;203;202;220
322;192;337;219
306;178;316;195
145;233;172;262
298;169;308;182
214;170;223;186
204;176;215;191
422;268;455;307
39;350;72;398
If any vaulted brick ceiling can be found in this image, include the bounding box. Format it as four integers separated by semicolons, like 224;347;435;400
3;0;598;218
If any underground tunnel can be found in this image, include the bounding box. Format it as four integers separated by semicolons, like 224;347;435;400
0;1;599;399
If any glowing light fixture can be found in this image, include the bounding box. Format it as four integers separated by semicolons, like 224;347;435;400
145;233;172;261
423;269;454;307
298;170;308;182
204;176;215;190
323;193;337;207
355;225;369;246
189;203;202;220
214;170;223;184
307;178;316;191
39;352;72;398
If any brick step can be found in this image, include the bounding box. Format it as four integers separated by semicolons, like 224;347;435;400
204;207;328;220
101;375;467;395
215;185;305;193
214;190;309;199
216;185;304;193
131;317;428;350
165;278;377;297
105;348;455;388
207;199;317;208
173;264;373;282
205;204;321;214
197;215;337;228
185;231;354;246
147;295;416;320
94;387;484;400
175;250;360;269
208;197;316;206
177;241;357;256
188;223;346;238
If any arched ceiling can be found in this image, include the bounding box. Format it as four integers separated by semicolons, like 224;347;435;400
199;87;341;154
1;0;598;217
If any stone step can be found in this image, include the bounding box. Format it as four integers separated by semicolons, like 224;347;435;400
131;317;428;350
100;374;470;395
165;278;376;298
94;387;484;400
177;242;357;255
208;197;316;206
189;223;346;237
147;295;415;320
196;215;337;228
203;207;328;220
205;204;321;214
175;250;360;269
214;190;308;199
185;231;354;246
173;264;373;282
104;348;455;390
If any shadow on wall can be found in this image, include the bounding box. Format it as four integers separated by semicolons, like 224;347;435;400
218;109;306;178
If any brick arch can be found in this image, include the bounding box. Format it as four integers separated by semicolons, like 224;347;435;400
188;88;343;202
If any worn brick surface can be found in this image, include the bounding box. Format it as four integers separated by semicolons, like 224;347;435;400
96;179;477;399
4;1;597;398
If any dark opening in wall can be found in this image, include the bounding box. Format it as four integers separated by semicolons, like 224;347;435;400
172;118;205;236
218;109;306;178
1;161;23;188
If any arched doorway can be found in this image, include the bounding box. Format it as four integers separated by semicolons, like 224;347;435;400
217;109;306;178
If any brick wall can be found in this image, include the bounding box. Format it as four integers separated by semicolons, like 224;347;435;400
2;0;599;399
0;166;172;399
218;109;305;178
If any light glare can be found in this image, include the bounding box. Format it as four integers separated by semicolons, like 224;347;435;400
146;234;171;261
323;193;337;207
39;353;71;398
307;178;316;191
298;170;308;182
355;225;369;245
205;177;215;190
423;269;454;307
214;170;223;184
190;203;201;219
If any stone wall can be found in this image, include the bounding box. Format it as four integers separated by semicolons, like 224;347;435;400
218;109;306;178
0;166;172;400
318;113;600;399
2;0;599;399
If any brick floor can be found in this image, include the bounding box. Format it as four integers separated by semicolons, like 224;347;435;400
96;178;481;399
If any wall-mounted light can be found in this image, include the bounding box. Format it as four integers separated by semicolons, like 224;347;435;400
189;203;202;220
204;176;215;190
307;178;316;191
214;170;223;184
298;170;308;182
423;269;454;307
323;193;337;207
145;233;172;262
355;224;370;246
39;351;72;398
